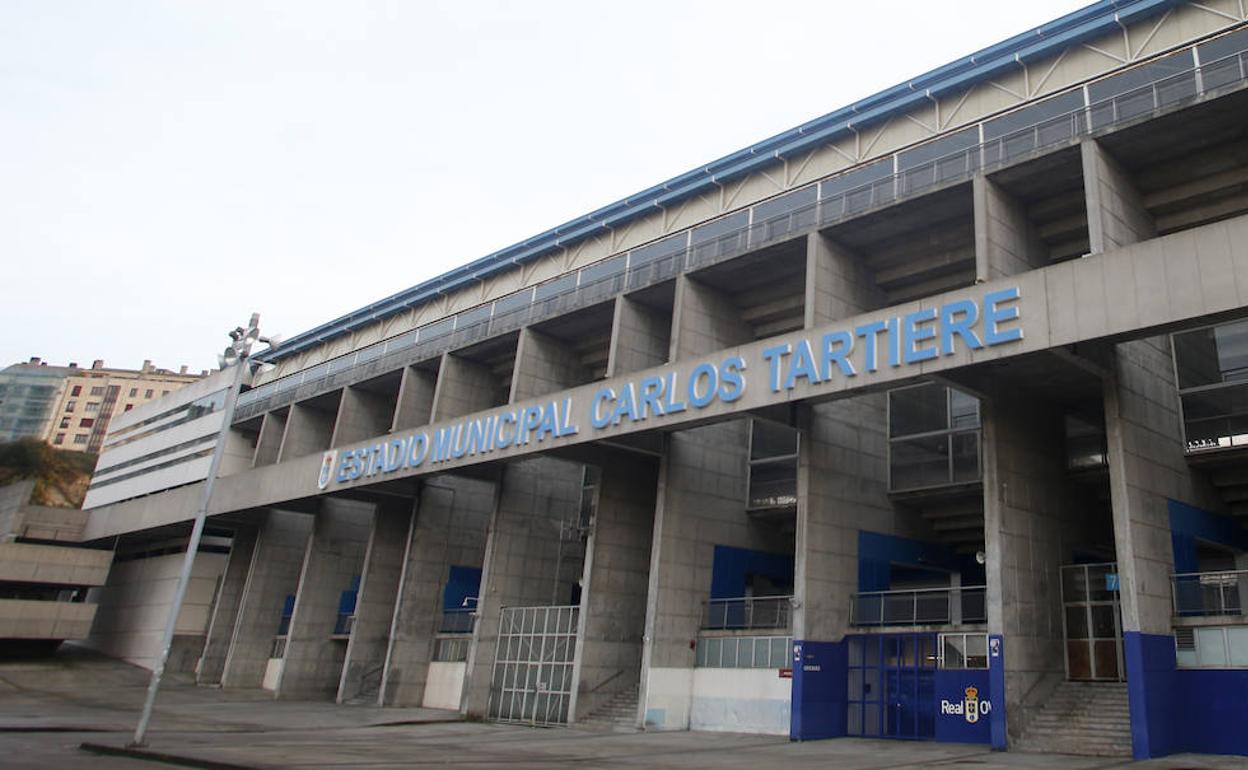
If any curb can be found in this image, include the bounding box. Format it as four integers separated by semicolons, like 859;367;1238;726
79;742;267;770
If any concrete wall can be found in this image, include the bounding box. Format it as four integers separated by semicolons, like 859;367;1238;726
278;398;339;462
277;497;372;700
974;175;1050;281
511;328;588;401
608;296;671;375
689;668;791;735
393;366;437;432
381;475;494;706
198;525;257;685
84;549;227;672
462;457;585;718
221;510;313;688
670;276;753;361
573;451;658;722
332;387;395;448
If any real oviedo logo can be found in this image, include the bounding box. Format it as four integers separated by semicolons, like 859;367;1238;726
317;449;338;491
941;685;991;724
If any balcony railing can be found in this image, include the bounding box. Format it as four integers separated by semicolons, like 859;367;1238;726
702;595;793;631
850;585;987;627
333;612;355;637
1172;570;1247;618
440;608;477;634
233;39;1248;425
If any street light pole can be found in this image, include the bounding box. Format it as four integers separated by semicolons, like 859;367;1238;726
131;313;273;747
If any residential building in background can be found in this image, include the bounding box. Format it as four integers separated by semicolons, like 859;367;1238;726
0;357;207;453
64;2;1248;762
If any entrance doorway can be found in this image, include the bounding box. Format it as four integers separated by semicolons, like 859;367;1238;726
487;605;579;725
1060;563;1124;681
846;634;937;739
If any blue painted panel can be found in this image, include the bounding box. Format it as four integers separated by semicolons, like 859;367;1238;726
443;565;482;611
988;635;1007;750
1173;670;1248;756
933;669;991;744
709;545;793;600
337;574;361;615
790;639;848;741
856;531;983;592
1124;631;1177;760
1168;499;1248;571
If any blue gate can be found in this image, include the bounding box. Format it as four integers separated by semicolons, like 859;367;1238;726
846;633;937;740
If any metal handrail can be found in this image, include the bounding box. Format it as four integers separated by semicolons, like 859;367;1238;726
850;585;987;627
439;607;477;634
1171;569;1247;617
702;595;793;631
234;44;1248;424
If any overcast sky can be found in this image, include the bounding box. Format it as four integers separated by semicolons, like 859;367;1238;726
1;0;1089;373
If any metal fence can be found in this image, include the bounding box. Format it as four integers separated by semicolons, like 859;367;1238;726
440;608;477;634
701;595;793;631
1172;570;1247;617
233;38;1248;424
488;605;579;726
850;585;987;627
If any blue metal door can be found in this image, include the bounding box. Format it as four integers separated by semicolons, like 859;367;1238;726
848;633;937;739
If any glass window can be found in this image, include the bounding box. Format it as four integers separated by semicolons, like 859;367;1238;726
890;383;948;437
59;418;69;429
89;386;105;396
1197;627;1229;667
53;433;64;445
949;389;980;428
66;400;76;413
1229;627;1248;667
73;434;88;445
70;385;81;396
751;420;798;459
1175;321;1248;388
85;402;100;413
144;389;154;398
129;388;138;397
79;418;94;428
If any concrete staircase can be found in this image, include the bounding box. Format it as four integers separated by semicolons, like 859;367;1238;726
579;685;639;731
1014;681;1132;757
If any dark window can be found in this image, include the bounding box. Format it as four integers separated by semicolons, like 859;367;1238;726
124;404;133;412
144;389;154;399
129;388;138;397
53;433;65;445
73;434;88;445
70;385;82;397
89;386;105;396
751;185;818;244
897;127;979;194
821;159;895;218
79;418;95;428
1198;27;1248;92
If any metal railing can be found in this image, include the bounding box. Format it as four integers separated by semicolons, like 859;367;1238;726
233;41;1248;425
440;608;477;634
850;585;987;627
1172;570;1247;617
333;612;355;636
701;595;793;631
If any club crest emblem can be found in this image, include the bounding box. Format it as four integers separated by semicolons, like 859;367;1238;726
317;449;338;490
963;685;980;724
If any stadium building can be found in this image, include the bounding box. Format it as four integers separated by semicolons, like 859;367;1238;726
80;1;1248;759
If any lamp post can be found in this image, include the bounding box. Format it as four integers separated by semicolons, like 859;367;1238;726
131;313;275;747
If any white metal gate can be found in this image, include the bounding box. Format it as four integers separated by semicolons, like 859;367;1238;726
488;605;579;725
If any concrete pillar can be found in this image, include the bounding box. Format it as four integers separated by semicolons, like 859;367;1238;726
572;452;659;723
607;295;671;376
805;232;883;328
792;399;894;643
461;457;585;718
981;387;1096;742
197;523;258;685
973;175;1049;281
252;410;286;467
392;365;437;432
669;275;753;362
337;496;414;704
510;327;589;402
640;421;790;731
278;397;339;462
431;352;497;421
381;476;495;706
331;386;395;447
220;510;313;689
275;498;372;700
1082;139;1156;254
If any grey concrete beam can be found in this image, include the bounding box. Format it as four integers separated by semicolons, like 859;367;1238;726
277;398;339;464
275;498;372;700
510;327;590;403
669;275;753;362
973;175;1050;281
252;411;287;468
338;496;413;704
1082;139;1156;254
431;353;498;422
197;523;258;685
392;365;437;433
607;296;672;377
220;510;313;689
330;386;396;448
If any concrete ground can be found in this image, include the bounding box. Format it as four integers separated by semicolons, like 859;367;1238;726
1;648;1245;770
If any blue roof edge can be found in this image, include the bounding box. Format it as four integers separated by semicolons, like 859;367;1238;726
265;0;1181;362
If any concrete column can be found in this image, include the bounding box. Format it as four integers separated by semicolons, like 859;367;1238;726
278;397;339;462
805;232;883;328
275;498;373;700
392;365;437;432
607;295;671;377
220;510;313;689
331;386;395;447
669;275;753;362
973;175;1049;280
640;421;790;731
431;353;497;421
1082;139;1156;254
337;496;414;704
197;523;258;685
572;451;659;723
792;399;893;643
461;457;584;718
510;327;589;402
381;476;495;706
252;410;287;467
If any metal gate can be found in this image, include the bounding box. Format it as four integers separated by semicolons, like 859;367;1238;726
488;605;579;725
1060;563;1124;681
846;633;937;739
